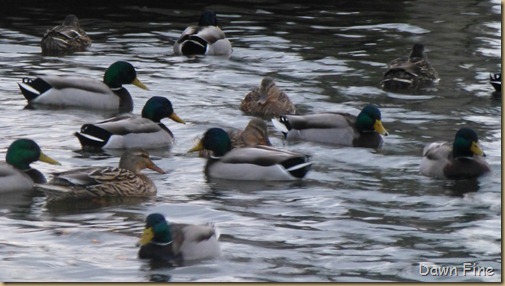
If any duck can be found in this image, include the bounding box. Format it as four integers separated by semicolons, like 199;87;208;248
197;118;272;158
0;139;60;193
17;61;148;113
137;213;221;263
382;43;439;91
41;14;92;56
271;104;388;148
189;128;312;180
35;148;165;201
240;77;296;118
420;127;490;179
490;73;501;94
74;96;186;150
173;10;232;56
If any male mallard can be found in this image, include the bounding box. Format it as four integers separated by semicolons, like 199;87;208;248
189;128;312;180
0;139;60;193
137;213;221;263
35;148;165;201
240;77;296;118
382;43;439;91
271;104;388;148
173;10;232;56
490;73;501;92
197;118;272;157
17;61;148;113
420;128;490;179
41;14;92;56
74;96;186;150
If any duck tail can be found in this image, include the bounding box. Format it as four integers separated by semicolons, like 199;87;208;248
281;156;313;179
74;124;110;150
490;73;501;92
181;36;208;55
271;116;290;138
382;69;416;90
18;78;51;101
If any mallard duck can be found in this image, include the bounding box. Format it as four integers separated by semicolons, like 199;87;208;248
35;148;165;201
420;128;490;179
17;61;148;113
197;118;272;158
41;14;92;56
240;77;296;118
189;128;312;180
490;73;501;92
0;139;60;193
74;96;186;150
173;10;232;56
382;43;439;91
271;104;388;148
137;213;221;263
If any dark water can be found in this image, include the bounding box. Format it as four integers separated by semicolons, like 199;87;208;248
0;0;501;282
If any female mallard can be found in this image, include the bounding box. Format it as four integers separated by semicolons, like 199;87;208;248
271;104;388;148
189;128;312;180
240;77;296;118
0;139;60;193
382;43;439;91
420;128;490;179
35;148;165;201
197;118;272;157
17;61;148;113
173;10;232;56
137;213;221;263
74;96;186;150
41;14;92;56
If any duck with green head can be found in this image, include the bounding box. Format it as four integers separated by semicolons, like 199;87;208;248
35;148;165;201
382;43;439;91
189;127;312;180
0;139;60;193
173;10;232;57
18;61;148;113
420;128;490;179
271;104;389;148
75;96;186;150
41;14;92;56
137;213;221;263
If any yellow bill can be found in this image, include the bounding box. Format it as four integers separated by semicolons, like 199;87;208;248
137;227;154;246
132;77;149;90
169;112;186;124
39;152;61;165
471;141;485;156
188;140;204;153
374;120;389;136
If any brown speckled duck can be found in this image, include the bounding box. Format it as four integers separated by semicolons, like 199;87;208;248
382;43;439;91
35;148;165;201
41;14;92;56
240;77;296;118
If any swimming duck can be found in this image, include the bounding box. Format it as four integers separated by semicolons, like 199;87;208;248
74;96;186;150
0;139;60;193
271;104;388;148
189;128;312;180
490;73;501;92
173;10;232;56
41;14;92;56
137;213;221;263
382;43;439;91
17;61;148;113
35;148;165;201
197;118;272;157
420;128;490;179
240;77;296;118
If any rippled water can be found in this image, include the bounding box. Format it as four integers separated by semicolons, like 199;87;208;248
0;0;501;282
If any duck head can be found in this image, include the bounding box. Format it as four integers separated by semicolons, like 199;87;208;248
189;128;232;157
355;104;389;136
103;61;149;90
138;213;173;246
453;128;485;158
141;96;185;124
6;139;60;170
